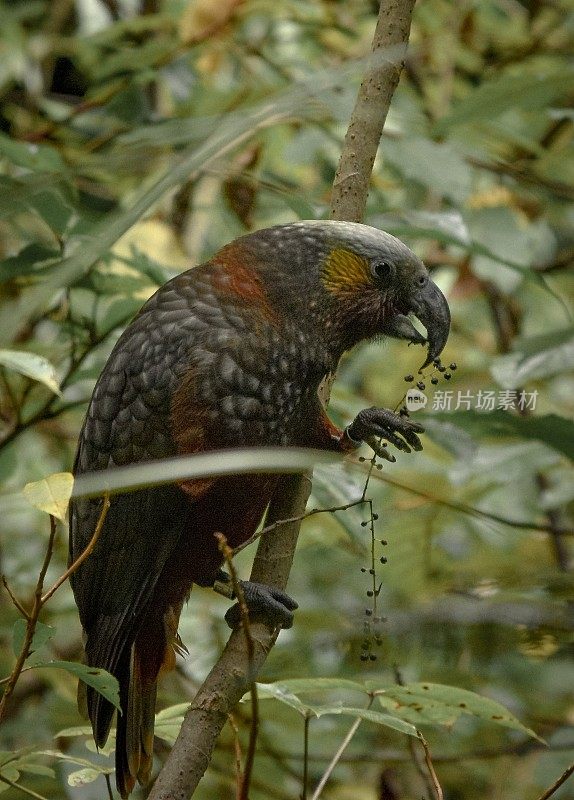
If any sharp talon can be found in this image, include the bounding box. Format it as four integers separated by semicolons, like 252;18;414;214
366;437;396;461
350;407;425;457
225;581;298;630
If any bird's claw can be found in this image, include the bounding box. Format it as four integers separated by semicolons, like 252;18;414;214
224;580;298;630
346;406;424;457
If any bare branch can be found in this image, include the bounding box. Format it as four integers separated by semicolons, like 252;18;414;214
535;762;574;800
330;0;417;222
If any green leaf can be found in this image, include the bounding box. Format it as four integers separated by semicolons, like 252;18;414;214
0;134;67;172
154;703;190;722
253;684;309;715
383;137;472;203
258;678;367;695
0;349;61;395
491;327;574;387
54;727;94;738
428;411;573;461
0;174;71;221
23;472;74;521
71;448;338;499
31;661;120;711
434;70;574;133
124;248;171;285
375;211;540;277
87;269;154;296
12;620;55;658
368;682;541;740
10;760;54;778
67;766;113;787
0;243;61;283
309;705;418;737
0;766;20;790
465;208;556;292
153;724;184;745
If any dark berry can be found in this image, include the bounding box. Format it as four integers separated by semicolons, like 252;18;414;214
365;609;372;616
417;381;425;390
404;374;414;382
431;377;439;385
444;373;451;380
380;539;387;546
380;556;387;564
367;590;373;597
369;654;377;661
449;363;457;370
438;365;446;373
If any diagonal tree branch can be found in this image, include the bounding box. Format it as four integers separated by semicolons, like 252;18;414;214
148;2;417;797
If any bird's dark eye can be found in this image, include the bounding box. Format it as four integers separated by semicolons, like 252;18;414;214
372;261;393;282
417;274;428;287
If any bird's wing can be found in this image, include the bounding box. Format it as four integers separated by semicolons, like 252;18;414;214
69;279;214;637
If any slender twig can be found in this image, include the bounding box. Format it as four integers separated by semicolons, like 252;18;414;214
393;666;436;800
310;697;374;800
535;762;574;800
417;733;444;800
1;577;30;620
0;517;58;723
233;499;367;555
216;533;259;800
233;473;570;562
41;494;109;604
227;713;244;800
0;773;50;799
0;496;110;722
104;773;114;800
301;713;311;800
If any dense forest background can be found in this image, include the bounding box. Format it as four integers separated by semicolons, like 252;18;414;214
0;0;573;798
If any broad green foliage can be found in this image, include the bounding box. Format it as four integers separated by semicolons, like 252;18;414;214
0;1;572;799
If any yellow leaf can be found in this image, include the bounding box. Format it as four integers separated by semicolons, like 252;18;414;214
23;472;74;521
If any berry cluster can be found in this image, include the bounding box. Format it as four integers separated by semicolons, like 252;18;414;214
355;355;459;664
403;357;457;388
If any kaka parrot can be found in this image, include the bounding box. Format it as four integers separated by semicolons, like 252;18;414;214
69;220;450;796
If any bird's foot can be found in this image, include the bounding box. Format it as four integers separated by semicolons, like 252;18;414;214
345;406;424;462
224;580;298;630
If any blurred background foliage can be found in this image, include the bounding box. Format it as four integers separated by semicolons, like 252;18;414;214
0;0;573;797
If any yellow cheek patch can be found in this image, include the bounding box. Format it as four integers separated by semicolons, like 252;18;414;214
321;247;371;293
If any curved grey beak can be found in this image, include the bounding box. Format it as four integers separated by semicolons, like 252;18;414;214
411;279;451;369
382;279;451;370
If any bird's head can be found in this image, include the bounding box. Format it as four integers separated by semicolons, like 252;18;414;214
225;221;451;369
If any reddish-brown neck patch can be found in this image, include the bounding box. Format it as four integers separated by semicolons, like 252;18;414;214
211;243;278;323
